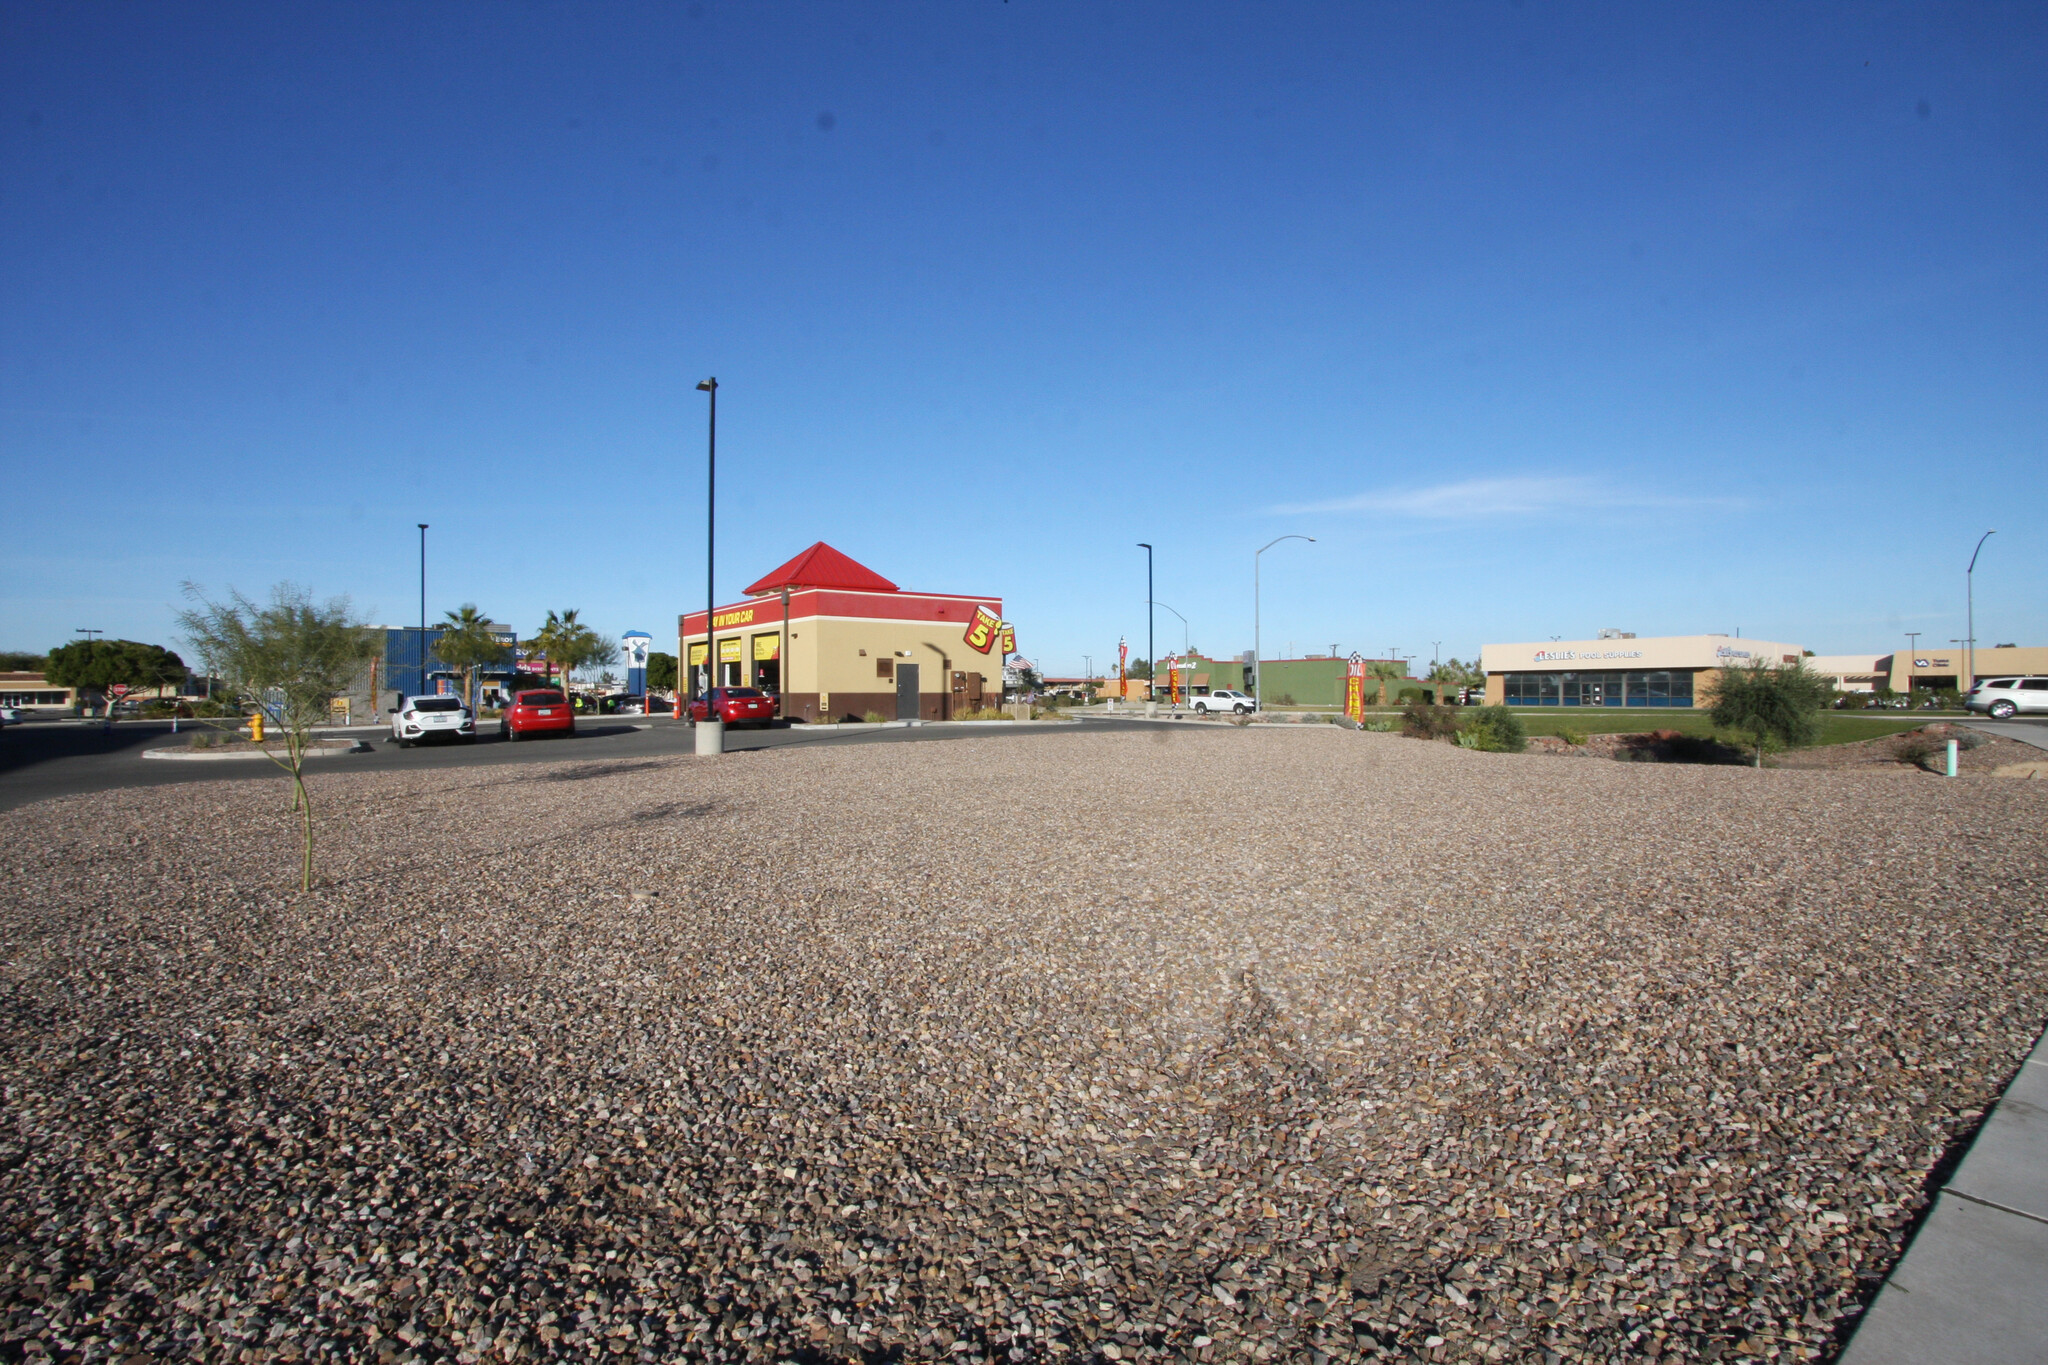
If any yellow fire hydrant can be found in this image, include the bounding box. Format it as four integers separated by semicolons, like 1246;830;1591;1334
249;711;265;742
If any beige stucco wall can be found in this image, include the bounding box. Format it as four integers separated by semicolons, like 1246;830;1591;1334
1889;644;2048;691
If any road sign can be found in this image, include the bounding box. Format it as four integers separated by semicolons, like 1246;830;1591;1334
108;684;131;697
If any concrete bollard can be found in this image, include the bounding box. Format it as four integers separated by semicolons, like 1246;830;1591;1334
1947;739;1958;777
695;718;725;756
1145;701;1158;719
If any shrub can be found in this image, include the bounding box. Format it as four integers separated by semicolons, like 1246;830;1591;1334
1709;659;1833;766
1400;699;1461;741
1460;706;1527;753
1396;687;1427;706
861;710;886;724
1554;725;1588;747
1366;718;1397;732
1275;692;1296;706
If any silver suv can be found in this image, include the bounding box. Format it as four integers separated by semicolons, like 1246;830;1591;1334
1964;677;2048;720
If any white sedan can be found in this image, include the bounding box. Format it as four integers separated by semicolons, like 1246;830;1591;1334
0;706;23;726
1191;690;1257;716
389;694;476;746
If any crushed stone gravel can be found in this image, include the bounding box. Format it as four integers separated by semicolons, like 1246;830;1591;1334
4;727;2046;1363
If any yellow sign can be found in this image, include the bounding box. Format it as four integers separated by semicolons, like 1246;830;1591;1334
688;643;708;666
713;607;757;629
753;634;780;661
718;638;742;663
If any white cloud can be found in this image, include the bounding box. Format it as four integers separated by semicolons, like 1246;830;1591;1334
1268;476;1736;519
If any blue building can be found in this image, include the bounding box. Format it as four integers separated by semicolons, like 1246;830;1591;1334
380;622;521;702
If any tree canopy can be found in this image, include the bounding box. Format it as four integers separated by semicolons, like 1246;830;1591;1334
436;604;508;708
177;583;380;891
1709;659;1834;766
0;650;48;672
531;609;615;687
45;639;186;700
646;651;678;693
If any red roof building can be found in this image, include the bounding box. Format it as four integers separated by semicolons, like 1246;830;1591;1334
681;544;1006;723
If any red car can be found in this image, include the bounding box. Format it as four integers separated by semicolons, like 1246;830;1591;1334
688;687;777;728
500;689;577;741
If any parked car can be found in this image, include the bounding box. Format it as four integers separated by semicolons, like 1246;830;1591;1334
390;694;476;746
500;689;576;741
0;706;23;726
688;687;778;728
1191;690;1256;716
1964;677;2048;720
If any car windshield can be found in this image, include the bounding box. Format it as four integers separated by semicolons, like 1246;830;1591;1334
518;692;565;706
412;697;463;712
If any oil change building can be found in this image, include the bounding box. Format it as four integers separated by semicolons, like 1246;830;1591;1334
679;543;1008;723
1481;634;1804;708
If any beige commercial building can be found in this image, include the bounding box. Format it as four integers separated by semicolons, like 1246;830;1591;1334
1808;645;2048;694
1481;634;1804;709
680;543;1009;723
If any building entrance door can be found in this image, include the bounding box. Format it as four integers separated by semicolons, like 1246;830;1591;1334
895;663;920;720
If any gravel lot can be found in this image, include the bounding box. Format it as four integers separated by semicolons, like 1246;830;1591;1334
5;728;2046;1363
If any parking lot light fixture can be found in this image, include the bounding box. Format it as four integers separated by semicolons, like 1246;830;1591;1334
1253;535;1314;711
1966;530;1994;690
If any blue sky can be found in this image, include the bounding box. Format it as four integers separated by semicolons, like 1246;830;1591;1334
3;1;2043;674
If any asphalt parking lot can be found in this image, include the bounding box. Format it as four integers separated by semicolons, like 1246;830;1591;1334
0;714;1167;812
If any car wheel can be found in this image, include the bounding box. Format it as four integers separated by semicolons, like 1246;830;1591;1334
1989;700;2018;719
507;726;520;742
1194;704;1208;715
1234;704;1250;715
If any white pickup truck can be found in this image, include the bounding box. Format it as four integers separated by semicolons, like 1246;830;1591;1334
1191;689;1256;716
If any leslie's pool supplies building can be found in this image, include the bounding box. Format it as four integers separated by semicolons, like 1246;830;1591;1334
1480;634;1804;708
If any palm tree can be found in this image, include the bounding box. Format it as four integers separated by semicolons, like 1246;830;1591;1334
437;605;507;712
530;609;615;696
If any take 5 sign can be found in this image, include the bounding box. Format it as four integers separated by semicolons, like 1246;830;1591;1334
963;605;1017;657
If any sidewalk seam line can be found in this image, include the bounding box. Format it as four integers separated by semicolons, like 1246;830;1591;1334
1938;1186;2048;1227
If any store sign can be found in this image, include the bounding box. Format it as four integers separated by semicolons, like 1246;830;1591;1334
1533;648;1646;663
717;638;742;663
963;605;1001;654
1344;653;1366;723
753;635;779;661
1714;646;1753;660
621;634;650;669
688;643;709;667
999;623;1016;655
713;606;758;630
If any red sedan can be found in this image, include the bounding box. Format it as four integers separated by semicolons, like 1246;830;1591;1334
500;689;577;741
688;687;777;728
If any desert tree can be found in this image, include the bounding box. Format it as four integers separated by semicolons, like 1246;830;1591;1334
177;582;380;892
1708;658;1834;767
44;639;187;715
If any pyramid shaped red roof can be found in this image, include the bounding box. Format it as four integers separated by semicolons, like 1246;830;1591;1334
744;542;899;595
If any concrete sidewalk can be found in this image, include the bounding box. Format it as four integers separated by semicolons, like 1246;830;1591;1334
1963;719;2048;752
1840;1024;2048;1363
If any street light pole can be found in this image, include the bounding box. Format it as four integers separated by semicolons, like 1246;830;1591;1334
1253;534;1314;712
417;523;428;697
695;377;721;754
1966;530;1995;693
1155;602;1190;656
1137;544;1154;703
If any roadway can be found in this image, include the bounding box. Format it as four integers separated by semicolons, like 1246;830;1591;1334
0;715;1158;812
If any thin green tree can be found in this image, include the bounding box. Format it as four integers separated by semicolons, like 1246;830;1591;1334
1708;658;1835;767
177;582;380;892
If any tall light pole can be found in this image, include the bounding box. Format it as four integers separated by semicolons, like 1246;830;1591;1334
1904;631;1920;694
1254;535;1314;712
1155;601;1190;656
417;523;428;697
695;377;721;754
1966;530;1995;693
1137;543;1154;702
696;378;718;698
76;628;103;641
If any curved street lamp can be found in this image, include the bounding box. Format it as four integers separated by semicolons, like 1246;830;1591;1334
1253;535;1315;711
1966;530;1995;693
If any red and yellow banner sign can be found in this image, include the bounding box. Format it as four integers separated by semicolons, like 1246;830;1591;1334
998;623;1015;656
1345;655;1367;724
963;605;1001;654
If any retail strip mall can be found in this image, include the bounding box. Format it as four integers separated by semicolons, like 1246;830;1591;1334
680;543;1010;723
